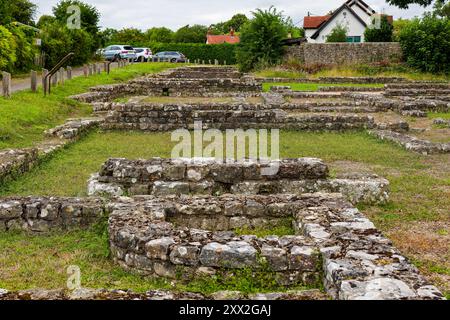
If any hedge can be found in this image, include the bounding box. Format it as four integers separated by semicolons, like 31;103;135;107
0;26;17;72
149;43;237;64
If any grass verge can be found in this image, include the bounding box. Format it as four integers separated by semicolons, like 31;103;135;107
0;63;176;150
262;82;384;92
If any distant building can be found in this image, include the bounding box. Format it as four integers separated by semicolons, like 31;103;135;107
303;0;393;43
206;28;240;45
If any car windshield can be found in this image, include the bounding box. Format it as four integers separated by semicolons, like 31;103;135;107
135;49;144;53
123;46;134;50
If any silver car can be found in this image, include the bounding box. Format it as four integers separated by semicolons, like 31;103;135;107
103;45;136;61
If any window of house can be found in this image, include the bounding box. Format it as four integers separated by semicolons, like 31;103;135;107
346;36;361;43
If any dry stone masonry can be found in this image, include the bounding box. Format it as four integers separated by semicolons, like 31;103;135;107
107;193;444;300
88;158;390;205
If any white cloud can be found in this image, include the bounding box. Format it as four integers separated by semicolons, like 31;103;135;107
34;0;431;30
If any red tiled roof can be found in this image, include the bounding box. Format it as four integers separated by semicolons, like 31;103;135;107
206;34;240;45
303;15;331;29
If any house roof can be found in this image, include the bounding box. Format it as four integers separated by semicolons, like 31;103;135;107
311;3;368;40
206;34;240;45
303;15;331;29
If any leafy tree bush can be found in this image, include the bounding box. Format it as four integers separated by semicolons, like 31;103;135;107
9;26;37;73
0;0;37;25
110;28;145;46
150;43;237;64
0;26;17;71
145;27;174;43
398;14;450;73
326;24;348;42
236;7;289;72
53;0;100;35
364;15;394;42
173;25;208;43
40;22;74;68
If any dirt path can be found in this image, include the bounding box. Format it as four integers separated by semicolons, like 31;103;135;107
3;62;120;94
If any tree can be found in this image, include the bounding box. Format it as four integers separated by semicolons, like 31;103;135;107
37;15;57;28
53;0;100;35
236;6;289;72
224;14;248;32
173;25;208;43
99;28;118;47
110;28;145;46
326;24;348;42
0;0;37;25
386;0;434;9
145;27;174;43
9;25;37;72
0;26;17;71
398;14;450;73
364;15;394;42
393;18;411;41
433;0;450;18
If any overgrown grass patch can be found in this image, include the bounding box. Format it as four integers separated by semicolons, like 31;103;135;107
0;130;448;293
0;63;175;150
262;82;384;92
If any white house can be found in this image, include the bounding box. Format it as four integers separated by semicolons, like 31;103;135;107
303;0;392;43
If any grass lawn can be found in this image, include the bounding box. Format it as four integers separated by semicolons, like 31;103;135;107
262;82;384;92
0;130;448;295
255;66;450;82
0;62;176;150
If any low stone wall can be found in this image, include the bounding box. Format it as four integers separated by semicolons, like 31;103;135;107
285;43;403;66
108;193;444;300
0;149;38;185
0;197;105;232
0;118;103;186
0;287;328;300
102;103;375;131
89;158;389;205
369;130;450;155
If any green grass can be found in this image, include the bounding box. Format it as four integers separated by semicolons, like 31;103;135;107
262;82;384;92
0;63;176;150
0;130;448;293
234;218;295;238
428;112;450;120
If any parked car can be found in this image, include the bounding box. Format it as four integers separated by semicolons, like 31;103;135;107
152;51;187;63
103;45;136;61
134;48;152;62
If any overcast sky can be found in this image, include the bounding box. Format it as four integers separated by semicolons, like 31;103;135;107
34;0;431;30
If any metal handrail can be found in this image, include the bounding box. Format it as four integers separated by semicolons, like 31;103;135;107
44;52;74;95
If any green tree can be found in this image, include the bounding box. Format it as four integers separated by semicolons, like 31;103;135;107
145;27;174;43
236;6;289;72
386;0;433;9
173;25;208;43
224;14;248;32
53;0;100;35
40;22;74;68
0;26;17;71
433;0;450;18
9;25;37;72
399;14;450;73
110;28;145;46
0;0;37;25
99;28;118;47
37;15;57;28
326;24;348;42
364;15;394;42
393;18;411;41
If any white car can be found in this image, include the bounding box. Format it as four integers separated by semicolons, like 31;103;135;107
134;48;152;62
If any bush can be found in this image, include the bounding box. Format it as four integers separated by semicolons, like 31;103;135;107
365;16;394;42
9;26;37;73
326;24;348;42
150;43;237;64
236;7;289;72
399;15;450;73
0;26;17;72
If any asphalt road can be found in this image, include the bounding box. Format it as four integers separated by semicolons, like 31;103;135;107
2;62;120;95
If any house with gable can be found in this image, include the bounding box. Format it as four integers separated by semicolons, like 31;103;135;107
303;0;392;43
